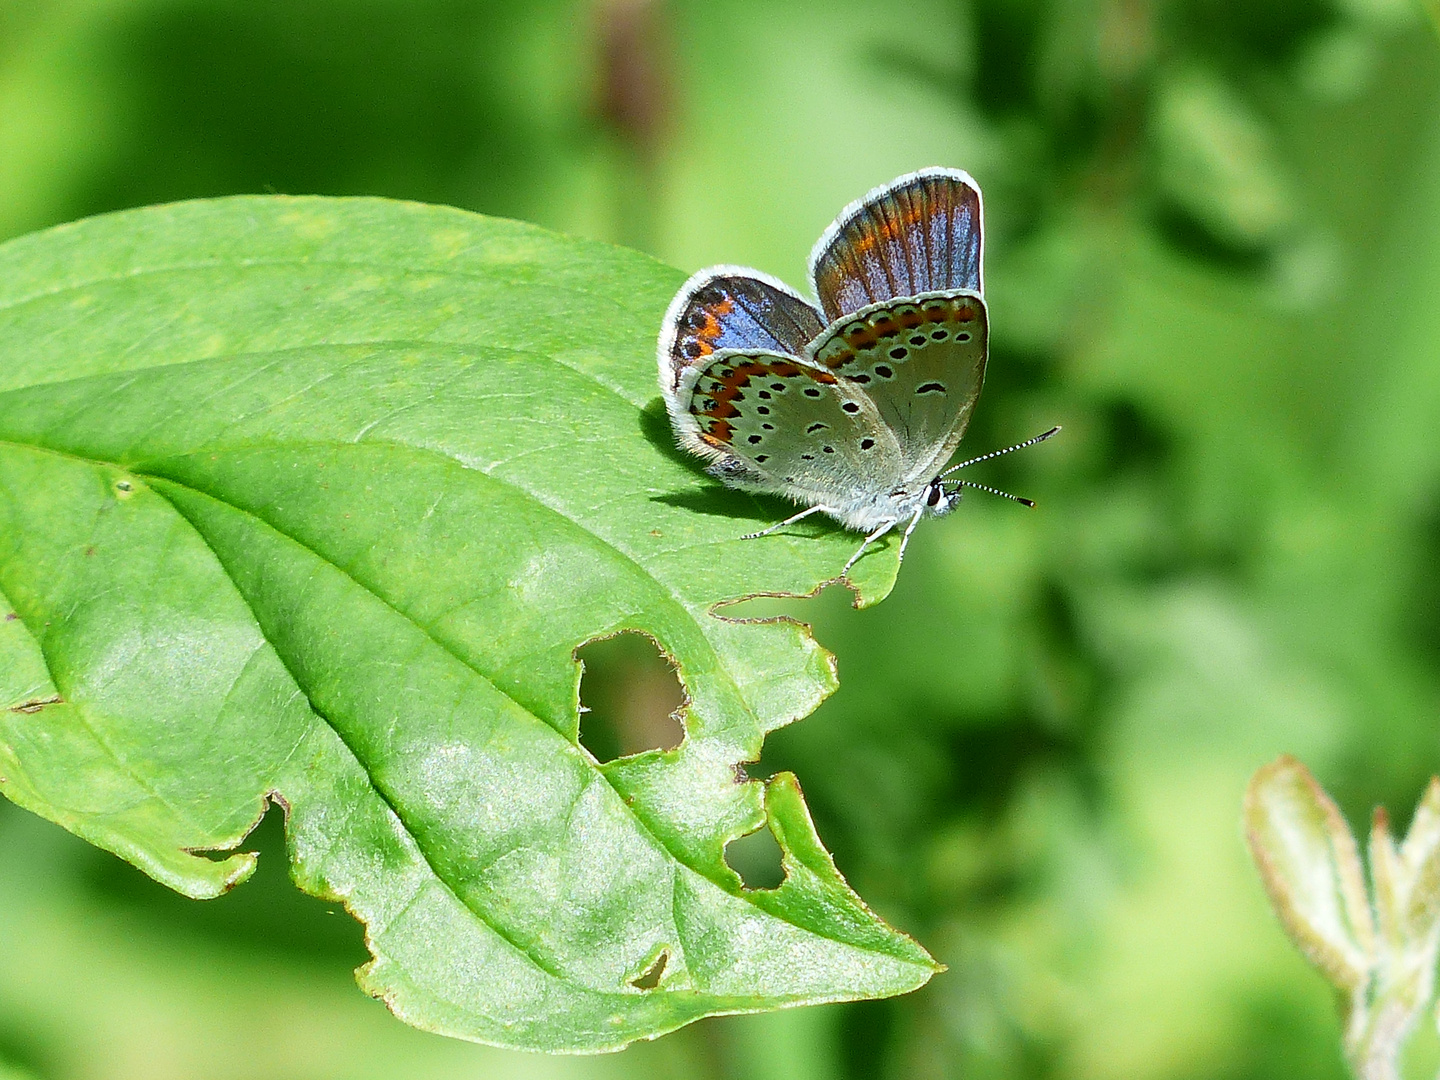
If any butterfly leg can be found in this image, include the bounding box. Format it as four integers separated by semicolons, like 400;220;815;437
894;504;926;566
841;519;898;577
742;504;831;541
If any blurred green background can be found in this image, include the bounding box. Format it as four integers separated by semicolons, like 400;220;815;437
3;0;1440;1076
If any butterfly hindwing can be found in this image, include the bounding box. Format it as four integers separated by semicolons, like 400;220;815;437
809;290;987;482
808;168;983;322
681;349;905;504
659;267;826;405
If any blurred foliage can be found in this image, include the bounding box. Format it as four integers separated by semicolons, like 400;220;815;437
2;0;1440;1076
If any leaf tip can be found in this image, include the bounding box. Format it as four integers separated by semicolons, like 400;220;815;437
1244;754;1375;994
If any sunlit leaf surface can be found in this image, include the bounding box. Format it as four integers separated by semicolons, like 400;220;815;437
0;197;933;1051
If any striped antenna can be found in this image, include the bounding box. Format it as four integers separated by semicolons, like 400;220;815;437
939;425;1061;478
945;479;1036;507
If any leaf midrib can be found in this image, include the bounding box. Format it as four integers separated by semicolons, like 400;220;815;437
0;338;769;699
1;435;641;982
156;479;579;983
0;435;873;987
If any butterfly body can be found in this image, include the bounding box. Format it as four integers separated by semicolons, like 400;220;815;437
658;168;1050;573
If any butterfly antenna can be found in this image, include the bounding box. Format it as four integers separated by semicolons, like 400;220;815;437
945;479;1036;508
939;425;1061;478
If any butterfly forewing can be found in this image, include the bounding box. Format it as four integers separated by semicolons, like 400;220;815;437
659;269;825;399
682;349;905;503
810;291;987;482
809;168;983;322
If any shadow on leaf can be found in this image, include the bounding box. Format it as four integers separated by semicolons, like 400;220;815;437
639;396;844;531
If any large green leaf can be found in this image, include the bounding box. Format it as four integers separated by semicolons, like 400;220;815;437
0;197;935;1051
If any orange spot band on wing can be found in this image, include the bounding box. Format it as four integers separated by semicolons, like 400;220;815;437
700;427;732;447
692;297;736;356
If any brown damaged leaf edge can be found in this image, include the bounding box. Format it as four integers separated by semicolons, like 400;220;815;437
177;790;296;893
754;773;941;967
709;574;876;627
571;626;691;759
702;584;847;793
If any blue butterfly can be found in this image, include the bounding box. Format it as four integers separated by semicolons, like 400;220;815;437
658;168;1058;575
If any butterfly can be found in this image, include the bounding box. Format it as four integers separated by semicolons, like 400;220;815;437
657;167;1058;576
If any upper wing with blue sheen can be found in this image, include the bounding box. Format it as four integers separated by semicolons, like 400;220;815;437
808;168;983;322
658;267;825;401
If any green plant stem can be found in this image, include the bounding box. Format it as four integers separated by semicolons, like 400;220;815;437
1345;947;1437;1080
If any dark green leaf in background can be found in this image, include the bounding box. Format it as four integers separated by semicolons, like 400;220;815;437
0;197;935;1051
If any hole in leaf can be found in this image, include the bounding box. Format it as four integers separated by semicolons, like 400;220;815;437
576;631;685;762
630;948;668;990
84;799;366;961
724;823;786;890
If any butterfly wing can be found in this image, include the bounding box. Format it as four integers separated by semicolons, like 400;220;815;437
658;266;825;428
810;291;987;483
678;349;906;509
808;168;983;322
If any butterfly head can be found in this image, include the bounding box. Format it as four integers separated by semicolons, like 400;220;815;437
925;480;962;518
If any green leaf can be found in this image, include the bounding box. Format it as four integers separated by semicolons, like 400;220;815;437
0;196;935;1052
1244;755;1375;995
